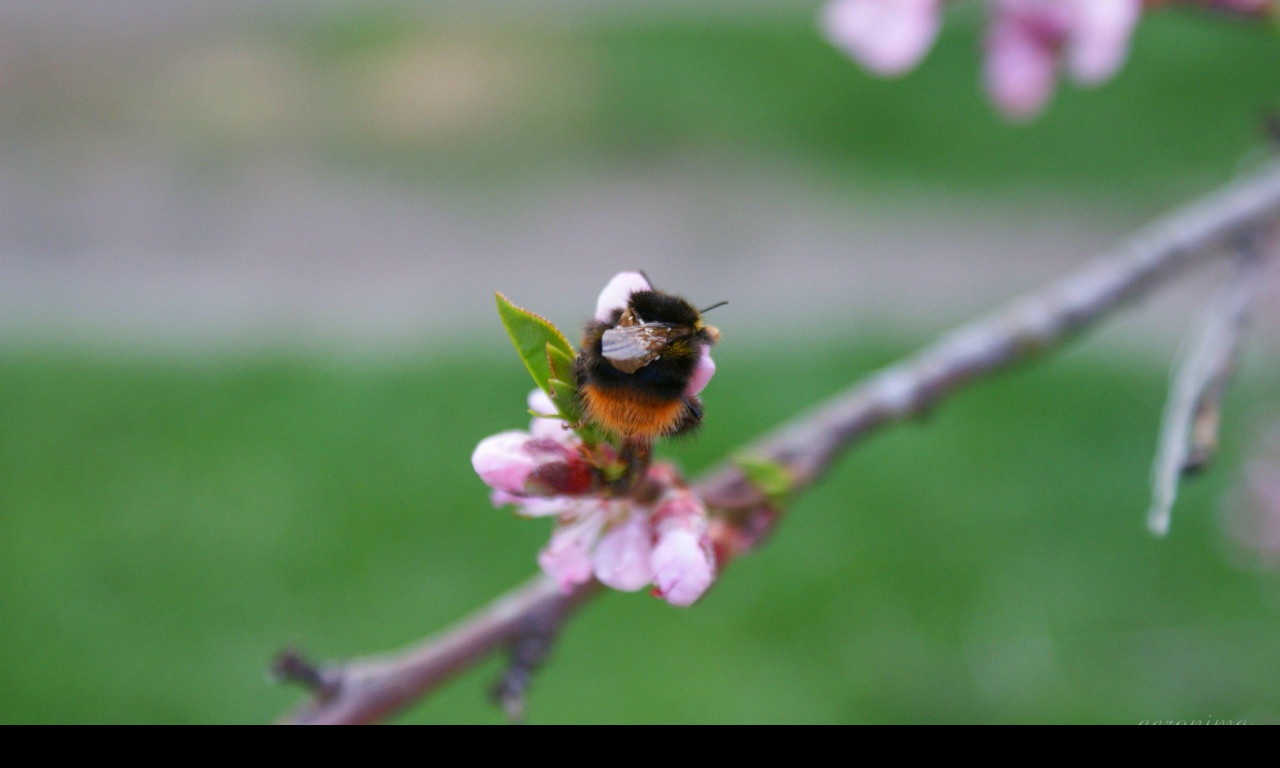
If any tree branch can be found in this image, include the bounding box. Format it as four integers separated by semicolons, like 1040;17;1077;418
1147;226;1276;535
277;160;1280;724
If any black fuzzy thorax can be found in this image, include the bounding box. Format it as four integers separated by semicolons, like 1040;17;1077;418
574;291;712;402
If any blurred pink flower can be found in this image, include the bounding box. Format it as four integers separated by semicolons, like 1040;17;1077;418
984;0;1140;120
1066;0;1143;84
822;0;945;76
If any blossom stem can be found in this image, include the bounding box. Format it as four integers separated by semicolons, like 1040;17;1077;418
610;438;654;497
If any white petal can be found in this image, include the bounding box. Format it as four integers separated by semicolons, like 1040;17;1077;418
595;272;652;323
821;0;942;77
527;388;576;443
1064;0;1140;85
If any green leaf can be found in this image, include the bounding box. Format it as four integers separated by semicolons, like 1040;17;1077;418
495;291;575;395
546;343;576;387
733;454;795;506
495;292;604;447
545;376;601;445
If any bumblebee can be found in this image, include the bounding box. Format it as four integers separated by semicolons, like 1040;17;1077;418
575;285;722;444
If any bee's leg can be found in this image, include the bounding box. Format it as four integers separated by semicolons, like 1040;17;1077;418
669;396;703;437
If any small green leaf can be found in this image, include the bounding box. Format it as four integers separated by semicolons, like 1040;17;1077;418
733;454;795;505
496;291;605;447
495;291;575;395
547;343;576;386
548;376;605;445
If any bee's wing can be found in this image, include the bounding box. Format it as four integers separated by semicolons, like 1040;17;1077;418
601;323;682;374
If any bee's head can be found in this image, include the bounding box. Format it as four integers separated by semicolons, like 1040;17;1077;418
625;290;698;327
627;291;719;342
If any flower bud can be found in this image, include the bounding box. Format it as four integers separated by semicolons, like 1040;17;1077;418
650;492;716;607
471;431;595;496
471;431;541;495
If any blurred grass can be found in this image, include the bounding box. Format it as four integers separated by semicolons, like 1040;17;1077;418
255;3;1280;207
2;338;1277;723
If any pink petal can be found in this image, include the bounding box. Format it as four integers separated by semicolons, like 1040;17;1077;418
651;527;715;607
595;272;652;323
592;509;655;592
471;430;537;494
527;388;576;443
983;13;1059;121
538;512;606;592
1064;0;1140;85
491;489;579;518
683;350;716;398
650;492;715;607
821;0;942;77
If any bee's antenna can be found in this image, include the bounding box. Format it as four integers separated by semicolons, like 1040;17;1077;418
638;270;653;288
699;300;729;314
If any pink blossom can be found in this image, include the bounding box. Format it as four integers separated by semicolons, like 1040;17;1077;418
595;271;652;322
1065;0;1141;85
984;0;1140;121
471;431;541;495
490;489;578;518
983;5;1060;120
471;429;589;496
592;508;656;591
500;464;716;604
538;508;608;591
650;491;716;607
822;0;944;77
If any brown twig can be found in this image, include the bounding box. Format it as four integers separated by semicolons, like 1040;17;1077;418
1147;227;1276;535
278;160;1280;725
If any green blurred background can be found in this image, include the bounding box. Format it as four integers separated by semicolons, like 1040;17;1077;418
2;1;1279;723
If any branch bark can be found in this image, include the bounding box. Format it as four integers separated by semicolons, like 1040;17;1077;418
278;160;1280;725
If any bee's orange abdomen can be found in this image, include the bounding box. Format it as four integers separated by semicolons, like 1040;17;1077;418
581;384;684;441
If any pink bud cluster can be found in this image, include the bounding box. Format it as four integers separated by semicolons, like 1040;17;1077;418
821;0;1148;120
470;272;720;606
474;402;717;606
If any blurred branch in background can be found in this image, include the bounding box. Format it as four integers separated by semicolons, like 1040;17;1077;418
1148;226;1276;536
277;159;1280;725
